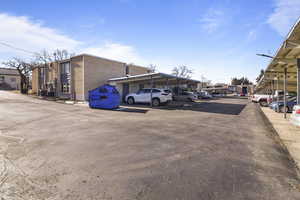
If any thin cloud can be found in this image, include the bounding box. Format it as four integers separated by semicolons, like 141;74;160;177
267;0;300;36
82;42;147;65
0;13;80;56
199;9;225;33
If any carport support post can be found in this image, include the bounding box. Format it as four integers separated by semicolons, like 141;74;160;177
284;67;287;119
271;80;274;101
297;59;300;104
150;75;153;107
277;73;279;112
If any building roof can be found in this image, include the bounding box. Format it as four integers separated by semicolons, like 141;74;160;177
108;72;200;83
0;68;19;76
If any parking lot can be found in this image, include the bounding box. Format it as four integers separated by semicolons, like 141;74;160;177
0;91;300;200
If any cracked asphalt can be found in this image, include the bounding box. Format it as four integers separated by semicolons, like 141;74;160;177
0;91;300;199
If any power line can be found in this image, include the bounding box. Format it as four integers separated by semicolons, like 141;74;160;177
0;41;37;55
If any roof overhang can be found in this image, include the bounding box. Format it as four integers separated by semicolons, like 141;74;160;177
256;17;300;91
108;72;200;84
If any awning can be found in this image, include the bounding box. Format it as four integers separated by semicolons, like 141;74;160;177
108;72;200;84
256;18;300;92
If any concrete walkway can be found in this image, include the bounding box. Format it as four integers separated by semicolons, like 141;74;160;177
261;107;300;171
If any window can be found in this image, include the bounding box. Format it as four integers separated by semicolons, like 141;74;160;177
10;77;16;82
60;62;71;94
0;76;4;83
139;84;144;90
61;62;70;74
137;89;144;94
125;65;129;75
152;89;161;93
143;89;151;93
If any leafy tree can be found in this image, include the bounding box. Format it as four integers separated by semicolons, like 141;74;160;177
231;77;252;85
256;69;264;82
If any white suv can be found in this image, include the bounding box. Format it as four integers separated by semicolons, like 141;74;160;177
125;88;172;106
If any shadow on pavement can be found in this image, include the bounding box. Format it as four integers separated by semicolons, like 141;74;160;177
114;107;149;113
122;101;247;115
163;102;247;115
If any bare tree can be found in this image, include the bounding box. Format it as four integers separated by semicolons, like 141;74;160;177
34;49;73;71
2;49;73;94
172;65;193;79
148;64;157;73
2;58;36;94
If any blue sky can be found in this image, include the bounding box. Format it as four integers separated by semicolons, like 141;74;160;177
0;0;300;83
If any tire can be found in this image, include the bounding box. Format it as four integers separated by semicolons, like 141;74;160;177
152;98;160;107
127;97;134;105
280;106;288;113
187;98;193;102
259;100;268;107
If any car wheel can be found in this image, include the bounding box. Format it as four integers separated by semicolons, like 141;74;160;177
187;98;193;102
259;101;268;107
127;97;134;105
152;98;160;107
280;106;288;113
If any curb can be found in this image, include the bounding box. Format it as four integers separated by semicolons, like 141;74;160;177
257;104;300;177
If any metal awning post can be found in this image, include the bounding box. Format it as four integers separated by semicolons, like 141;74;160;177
277;73;280;112
284;67;287;119
150;75;153;107
297;59;300;104
166;78;169;89
271;80;274;101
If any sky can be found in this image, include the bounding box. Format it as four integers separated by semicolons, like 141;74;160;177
0;0;299;83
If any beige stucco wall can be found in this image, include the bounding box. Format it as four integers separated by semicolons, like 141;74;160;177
31;68;38;93
83;55;126;100
70;56;84;100
128;64;149;76
0;74;20;90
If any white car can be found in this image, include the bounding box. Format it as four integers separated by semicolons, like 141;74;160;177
125;88;172;106
290;104;300;127
173;91;198;102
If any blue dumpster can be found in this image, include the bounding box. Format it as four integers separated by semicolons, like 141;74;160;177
89;84;120;109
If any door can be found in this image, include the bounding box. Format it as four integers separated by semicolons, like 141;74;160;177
135;89;147;102
122;83;129;102
141;89;151;102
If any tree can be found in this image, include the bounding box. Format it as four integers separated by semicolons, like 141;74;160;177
148;64;157;73
231;77;252;85
256;69;264;82
34;49;73;72
2;58;36;94
172;65;193;79
2;49;73;94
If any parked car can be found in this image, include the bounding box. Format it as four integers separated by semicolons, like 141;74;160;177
211;92;225;97
291;105;300;126
125;88;172;106
173;91;198;102
252;90;284;107
196;91;212;99
240;93;245;96
272;97;297;113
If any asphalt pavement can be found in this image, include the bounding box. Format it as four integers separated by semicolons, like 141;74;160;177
0;91;299;200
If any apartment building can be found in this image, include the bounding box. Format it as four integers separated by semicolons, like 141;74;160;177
31;54;149;101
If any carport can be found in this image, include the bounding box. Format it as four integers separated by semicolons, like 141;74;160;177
108;72;200;104
256;18;300;118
